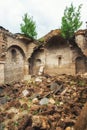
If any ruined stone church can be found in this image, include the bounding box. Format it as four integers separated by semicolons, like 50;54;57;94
0;26;87;84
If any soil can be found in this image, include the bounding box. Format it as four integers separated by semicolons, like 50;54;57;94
0;74;87;130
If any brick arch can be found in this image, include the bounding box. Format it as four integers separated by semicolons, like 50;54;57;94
7;42;27;58
7;45;26;59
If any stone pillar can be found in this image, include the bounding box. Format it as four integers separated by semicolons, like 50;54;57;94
0;61;5;84
24;62;29;75
24;61;31;81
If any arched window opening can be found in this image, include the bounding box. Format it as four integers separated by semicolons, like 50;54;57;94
58;55;62;66
11;49;17;62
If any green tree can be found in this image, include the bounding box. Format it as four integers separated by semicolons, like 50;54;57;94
20;13;37;39
61;3;82;40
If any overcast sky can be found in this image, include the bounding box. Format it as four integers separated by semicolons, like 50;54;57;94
0;0;87;38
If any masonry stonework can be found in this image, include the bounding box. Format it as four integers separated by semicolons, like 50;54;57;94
0;27;36;84
0;61;5;84
0;27;87;84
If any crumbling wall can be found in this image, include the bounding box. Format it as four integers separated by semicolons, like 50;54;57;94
4;46;25;83
0;61;5;84
75;35;86;49
0;32;7;61
0;28;37;83
75;34;87;56
31;44;76;75
45;44;75;75
27;42;36;59
31;41;87;75
1;27;87;84
75;57;86;74
26;42;36;75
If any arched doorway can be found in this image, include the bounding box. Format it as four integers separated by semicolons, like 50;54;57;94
28;57;42;75
28;48;45;75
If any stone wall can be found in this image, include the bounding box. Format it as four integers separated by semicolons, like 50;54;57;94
75;35;85;49
0;61;5;84
4;46;25;83
27;42;36;59
0;33;7;61
45;45;75;75
75;34;87;56
45;64;75;75
31;44;76;75
0;27;87;84
0;30;36;83
7;36;26;57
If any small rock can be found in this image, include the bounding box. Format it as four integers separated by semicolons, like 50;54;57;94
60;102;63;105
73;92;77;97
39;88;44;95
32;98;39;104
24;75;31;81
21;103;28;110
56;127;63;130
50;82;60;91
0;123;5;130
35;77;42;82
22;89;29;97
32;115;50;129
49;98;55;104
7;107;19;113
38;64;44;76
32;94;41;99
47;78;51;83
65;127;72;130
0;97;8;104
32;115;42;127
39;98;49;105
26;126;34;130
0;87;4;94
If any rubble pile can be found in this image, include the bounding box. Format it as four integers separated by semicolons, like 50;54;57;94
0;74;87;130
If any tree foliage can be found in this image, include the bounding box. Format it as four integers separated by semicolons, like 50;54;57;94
61;3;82;40
20;13;37;39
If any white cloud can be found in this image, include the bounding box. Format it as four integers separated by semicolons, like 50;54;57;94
0;0;87;38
